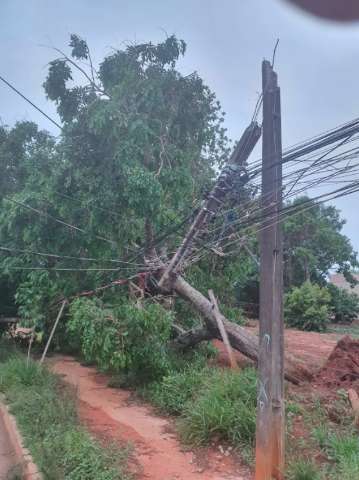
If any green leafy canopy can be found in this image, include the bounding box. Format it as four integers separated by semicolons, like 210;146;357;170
0;34;229;327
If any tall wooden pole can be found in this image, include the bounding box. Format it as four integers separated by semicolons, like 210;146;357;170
271;69;285;480
255;60;284;480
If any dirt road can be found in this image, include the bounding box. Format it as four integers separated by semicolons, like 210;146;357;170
51;328;341;480
0;413;16;480
52;357;251;480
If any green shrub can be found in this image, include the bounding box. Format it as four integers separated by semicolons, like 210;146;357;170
284;281;331;331
220;305;245;325
179;368;257;446
67;298;173;383
15;271;58;330
327;283;359;324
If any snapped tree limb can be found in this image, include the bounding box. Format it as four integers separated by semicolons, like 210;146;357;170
171;274;311;384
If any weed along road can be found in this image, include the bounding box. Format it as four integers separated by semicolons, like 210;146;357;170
51;356;251;480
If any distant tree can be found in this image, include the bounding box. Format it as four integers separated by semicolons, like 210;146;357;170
327;283;359;324
283;197;358;288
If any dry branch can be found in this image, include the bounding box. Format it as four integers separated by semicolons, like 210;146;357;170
208;289;238;369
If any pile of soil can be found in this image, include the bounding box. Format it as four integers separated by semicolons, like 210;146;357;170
314;335;359;393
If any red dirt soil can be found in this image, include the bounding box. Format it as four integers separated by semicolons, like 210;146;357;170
314;335;359;394
50;328;346;480
215;325;339;373
51;357;251;480
0;413;16;479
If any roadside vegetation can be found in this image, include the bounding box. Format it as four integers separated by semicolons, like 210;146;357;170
0;33;359;480
286;392;359;480
143;366;257;447
0;340;131;480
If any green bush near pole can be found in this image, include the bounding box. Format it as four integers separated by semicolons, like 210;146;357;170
284;281;331;332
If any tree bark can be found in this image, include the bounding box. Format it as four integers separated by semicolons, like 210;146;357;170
172;325;213;349
172;274;311;384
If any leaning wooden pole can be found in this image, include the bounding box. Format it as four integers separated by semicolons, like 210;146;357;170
255;60;284;480
158;121;261;289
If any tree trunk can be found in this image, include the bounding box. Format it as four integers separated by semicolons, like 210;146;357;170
172;325;213;349
172;274;311;384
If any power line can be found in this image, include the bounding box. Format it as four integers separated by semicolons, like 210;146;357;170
2;266;131;272
0;245;149;267
4;197;118;247
0;74;62;130
187;180;359;266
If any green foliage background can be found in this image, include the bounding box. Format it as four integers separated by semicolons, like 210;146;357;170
0;33;358;359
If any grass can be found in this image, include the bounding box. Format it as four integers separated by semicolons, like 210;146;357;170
143;365;257;447
0;341;131;480
286;389;359;480
327;322;359;338
287;460;322;480
323;432;359;479
179;367;257;446
141;364;211;415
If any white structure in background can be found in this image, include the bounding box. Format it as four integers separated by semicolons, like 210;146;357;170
329;273;359;296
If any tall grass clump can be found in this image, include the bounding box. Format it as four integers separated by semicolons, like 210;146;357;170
143;365;209;415
179;367;257;446
288;460;322;480
327;432;359;479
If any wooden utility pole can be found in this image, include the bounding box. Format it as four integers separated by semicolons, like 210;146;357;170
255;60;284;480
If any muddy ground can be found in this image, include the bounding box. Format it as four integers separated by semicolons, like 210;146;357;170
50;326;350;480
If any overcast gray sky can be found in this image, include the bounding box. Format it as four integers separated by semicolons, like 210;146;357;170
1;0;359;251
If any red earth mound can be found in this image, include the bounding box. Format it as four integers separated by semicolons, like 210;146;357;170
314;335;359;393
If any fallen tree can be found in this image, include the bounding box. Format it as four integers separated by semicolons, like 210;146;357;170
170;274;312;384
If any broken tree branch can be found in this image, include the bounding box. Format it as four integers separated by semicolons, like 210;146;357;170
171;274;310;384
40;300;67;364
208;289;238;369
